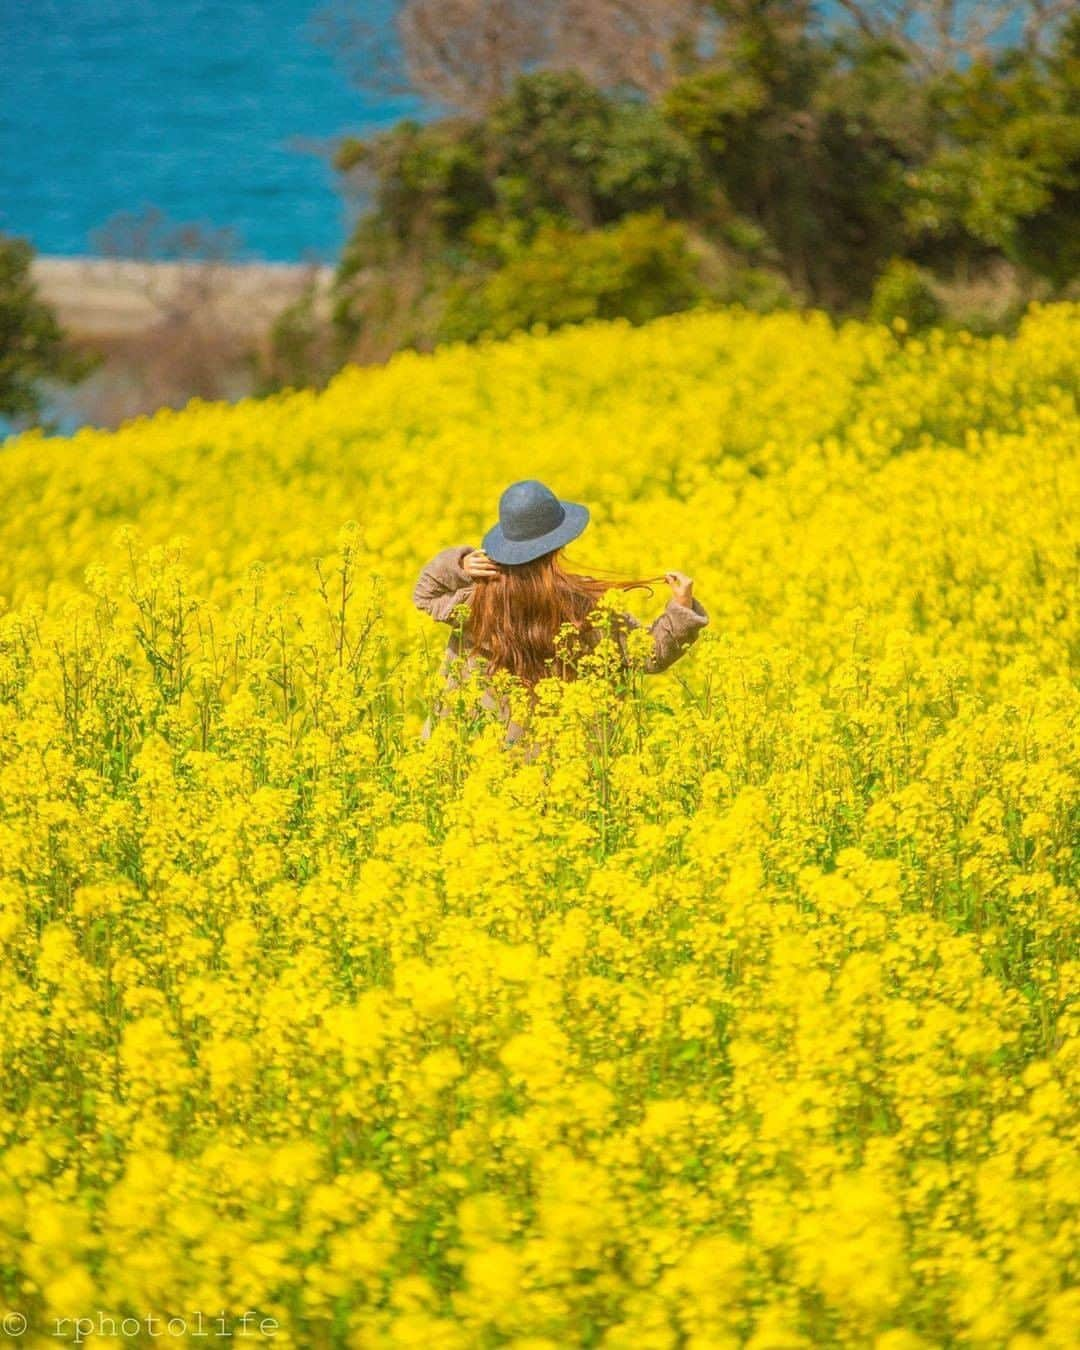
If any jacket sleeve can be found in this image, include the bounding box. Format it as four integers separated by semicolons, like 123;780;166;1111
619;596;709;674
413;546;477;624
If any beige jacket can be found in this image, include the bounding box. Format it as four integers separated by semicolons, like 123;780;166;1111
413;546;709;742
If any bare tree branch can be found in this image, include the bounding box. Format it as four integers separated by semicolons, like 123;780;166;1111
829;1;1071;74
397;0;554;114
1023;0;1076;52
87;206;243;328
317;1;1071;119
308;1;416;103
316;1;723;114
552;1;716;99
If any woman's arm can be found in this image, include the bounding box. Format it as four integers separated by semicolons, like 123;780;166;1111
616;572;709;674
621;595;710;674
412;546;477;624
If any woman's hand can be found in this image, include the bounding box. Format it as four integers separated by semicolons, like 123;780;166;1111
665;571;694;608
463;548;500;580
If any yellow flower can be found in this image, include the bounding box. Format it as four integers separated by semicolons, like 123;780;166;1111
0;299;1077;1342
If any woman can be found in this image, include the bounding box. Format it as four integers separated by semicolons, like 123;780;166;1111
413;479;709;744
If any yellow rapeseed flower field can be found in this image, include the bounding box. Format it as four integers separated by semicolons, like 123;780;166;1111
0;303;1078;1347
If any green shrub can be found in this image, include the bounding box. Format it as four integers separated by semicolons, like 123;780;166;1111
869;259;944;331
252;275;342;396
0;234;97;428
436;211;706;343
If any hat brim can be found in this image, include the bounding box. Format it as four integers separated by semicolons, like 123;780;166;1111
482;501;590;565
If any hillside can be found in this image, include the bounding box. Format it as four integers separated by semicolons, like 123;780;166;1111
0;303;1078;1344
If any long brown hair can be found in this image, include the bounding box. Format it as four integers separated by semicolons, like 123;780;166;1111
466;548;659;686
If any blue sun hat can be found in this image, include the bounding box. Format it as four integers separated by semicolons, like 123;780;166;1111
481;479;590;565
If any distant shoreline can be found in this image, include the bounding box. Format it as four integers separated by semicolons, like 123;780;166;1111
31;255;336;341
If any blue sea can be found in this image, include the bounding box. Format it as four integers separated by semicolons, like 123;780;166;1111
1;0;423;262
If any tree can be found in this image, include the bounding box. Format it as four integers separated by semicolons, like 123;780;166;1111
315;0;716;115
664;15;921;308
551;0;719;99
86;206;258;410
830;2;1074;76
485;71;702;228
88;205;244;336
398;0;552;114
315;0;552;116
903;14;1080;291
0;235;96;430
